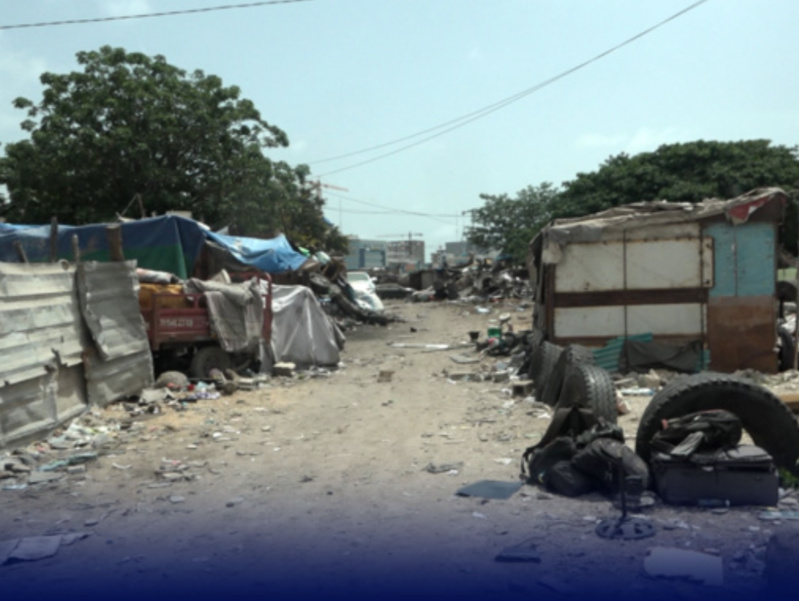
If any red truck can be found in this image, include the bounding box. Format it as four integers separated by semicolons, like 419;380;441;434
140;276;273;378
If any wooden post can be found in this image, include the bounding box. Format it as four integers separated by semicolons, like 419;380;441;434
49;217;59;262
13;241;29;263
106;224;125;262
71;234;81;264
137;194;146;218
794;204;799;370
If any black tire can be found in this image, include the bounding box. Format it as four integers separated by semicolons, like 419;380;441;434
539;344;596;407
779;328;796;372
634;372;799;474
556;363;618;424
190;345;232;379
528;329;546;352
777;280;797;303
530;341;563;402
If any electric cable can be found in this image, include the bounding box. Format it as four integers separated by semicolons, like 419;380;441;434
315;0;710;176
0;0;313;31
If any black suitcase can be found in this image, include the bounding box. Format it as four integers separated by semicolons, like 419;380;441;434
651;444;779;507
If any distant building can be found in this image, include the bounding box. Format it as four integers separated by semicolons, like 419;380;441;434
431;241;487;267
344;237;387;270
386;239;425;268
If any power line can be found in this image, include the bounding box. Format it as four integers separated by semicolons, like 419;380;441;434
0;0;313;31
316;0;710;177
324;191;459;225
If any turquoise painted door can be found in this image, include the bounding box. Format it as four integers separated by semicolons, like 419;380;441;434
706;222;775;298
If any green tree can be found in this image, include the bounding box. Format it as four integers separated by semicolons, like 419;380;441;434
465;182;559;264
556;139;799;252
0;45;346;252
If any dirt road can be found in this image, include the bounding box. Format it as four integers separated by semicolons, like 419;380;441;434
0;299;791;600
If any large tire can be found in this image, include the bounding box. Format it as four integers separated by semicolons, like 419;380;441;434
634;372;799;474
777;280;797;304
556;363;618;424
190;345;232;379
530;341;563;403
539;344;596;407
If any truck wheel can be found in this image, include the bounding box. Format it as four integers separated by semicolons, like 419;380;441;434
530;341;562;403
634;372;799;474
556;363;618;424
540;344;596;407
191;345;232;379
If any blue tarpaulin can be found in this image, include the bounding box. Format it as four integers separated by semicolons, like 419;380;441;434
206;231;310;274
0;215;308;277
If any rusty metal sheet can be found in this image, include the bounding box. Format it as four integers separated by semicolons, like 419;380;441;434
707;296;777;373
0;365;87;449
77;261;153;406
0;261;86;387
77;261;151;360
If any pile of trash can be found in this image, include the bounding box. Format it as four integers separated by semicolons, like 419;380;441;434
410;258;531;303
0;417;119;490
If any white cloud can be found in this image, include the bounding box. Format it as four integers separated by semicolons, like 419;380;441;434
96;0;153;17
575;126;688;154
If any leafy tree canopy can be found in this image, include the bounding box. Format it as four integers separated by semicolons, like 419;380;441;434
0;46;346;253
465;182;559;264
467;140;799;261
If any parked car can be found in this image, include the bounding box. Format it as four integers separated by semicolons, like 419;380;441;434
346;271;384;313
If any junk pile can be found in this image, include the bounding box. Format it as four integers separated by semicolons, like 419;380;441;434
410;258;531;303
306;271;394;327
520;330;799;509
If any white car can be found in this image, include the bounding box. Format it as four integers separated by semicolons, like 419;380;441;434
347;271;384;313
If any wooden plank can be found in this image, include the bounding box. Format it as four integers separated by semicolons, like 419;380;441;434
776;392;799;413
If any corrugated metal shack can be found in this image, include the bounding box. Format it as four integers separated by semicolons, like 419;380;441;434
0;260;153;448
529;187;788;373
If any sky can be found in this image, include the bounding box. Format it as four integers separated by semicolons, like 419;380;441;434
1;0;798;260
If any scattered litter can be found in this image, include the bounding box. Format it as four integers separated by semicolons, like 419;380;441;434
28;472;64;485
0;534;89;566
759;510;799;521
619;387;655;396
643;547;723;586
450;354;480;365
424;462;464;474
112;463;132;470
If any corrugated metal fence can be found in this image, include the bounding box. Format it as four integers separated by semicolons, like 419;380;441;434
0;260;153;448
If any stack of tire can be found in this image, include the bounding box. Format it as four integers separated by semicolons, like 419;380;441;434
527;335;617;425
526;331;799;478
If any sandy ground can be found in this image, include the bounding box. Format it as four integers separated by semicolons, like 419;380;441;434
1;299;796;599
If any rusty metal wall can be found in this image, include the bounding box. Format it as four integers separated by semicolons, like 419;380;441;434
77;261;154;406
707;296;777;372
0;261;88;447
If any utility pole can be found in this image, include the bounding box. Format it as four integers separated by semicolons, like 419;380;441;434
308;179;349;229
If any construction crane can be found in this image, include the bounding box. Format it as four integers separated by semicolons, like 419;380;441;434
306;179;349;228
